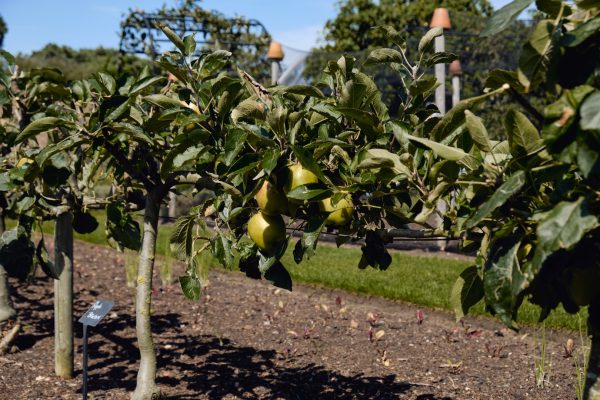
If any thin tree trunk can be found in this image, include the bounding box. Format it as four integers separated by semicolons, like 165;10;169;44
586;298;600;400
0;264;15;323
54;210;74;379
132;194;161;400
0;215;16;323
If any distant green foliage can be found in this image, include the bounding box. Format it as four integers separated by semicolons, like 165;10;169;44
0;14;6;48
15;44;150;81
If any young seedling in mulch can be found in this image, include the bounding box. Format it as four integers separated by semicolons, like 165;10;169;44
366;311;379;326
563;338;574;358
440;359;463;374
415;309;425;325
485;342;507;358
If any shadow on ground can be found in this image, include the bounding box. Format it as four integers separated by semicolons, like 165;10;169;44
11;279;451;400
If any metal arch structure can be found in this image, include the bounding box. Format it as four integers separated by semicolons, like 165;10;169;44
119;11;272;59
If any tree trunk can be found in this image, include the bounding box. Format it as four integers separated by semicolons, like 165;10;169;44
0;215;16;323
586;298;600;400
132;194;161;400
0;264;15;323
54;210;74;379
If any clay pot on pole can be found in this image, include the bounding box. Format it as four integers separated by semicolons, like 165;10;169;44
430;8;451;114
449;59;462;107
267;41;284;85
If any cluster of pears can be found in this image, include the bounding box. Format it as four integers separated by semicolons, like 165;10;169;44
247;163;354;253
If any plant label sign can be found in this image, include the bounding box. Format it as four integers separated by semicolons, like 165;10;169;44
78;300;114;327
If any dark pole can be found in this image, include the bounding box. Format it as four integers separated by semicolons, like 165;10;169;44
82;324;88;400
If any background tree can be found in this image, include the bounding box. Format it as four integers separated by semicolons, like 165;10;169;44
303;0;533;135
15;45;149;82
0;14;7;48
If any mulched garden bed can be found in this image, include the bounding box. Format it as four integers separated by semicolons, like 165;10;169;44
0;240;582;399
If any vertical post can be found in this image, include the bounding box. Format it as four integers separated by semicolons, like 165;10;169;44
168;192;177;221
271;61;280;86
452;75;460;107
434;35;446;114
82;324;88;400
267;41;284;86
430;7;451;115
449;59;462;108
55;209;74;378
429;8;452;251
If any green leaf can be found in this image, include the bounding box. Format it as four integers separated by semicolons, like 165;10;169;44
0;226;35;281
430;89;503;141
407;135;475;168
183;34;197;55
364;48;403;66
424;52;458;68
504;110;543;157
530;198;598;275
105;98;131;123
562;17;600;47
418;27;443;53
517;20;560;91
262;148;280;176
212;235;234;268
42;165;71;187
263;261;292;291
199;50;232;77
73;211;99;235
286;185;332;201
484;236;526;328
481;0;534;37
451;266;484;322
158;24;187;53
335;107;379;129
485;69;525;92
106;203;141;251
179;275;202;300
466;171;526;229
36;239;59;279
109;122;154;145
129;76;165;96
95;72;116;95
16;117;65;144
293;214;328;263
357;148;411;177
580;91;600;131
171;215;196;261
144;94;183;109
232;98;266;123
359;232;392;270
223;128;248;166
465;110;493;152
271;85;324;98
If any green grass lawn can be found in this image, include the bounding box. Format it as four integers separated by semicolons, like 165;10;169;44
19;213;587;332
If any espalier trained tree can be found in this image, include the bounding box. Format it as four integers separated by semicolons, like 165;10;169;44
448;1;600;398
40;26;248;399
0;50;106;376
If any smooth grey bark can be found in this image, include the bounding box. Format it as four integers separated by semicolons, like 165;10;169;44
0;215;16;323
54;211;74;379
586;298;600;400
0;264;15;323
132;194;161;400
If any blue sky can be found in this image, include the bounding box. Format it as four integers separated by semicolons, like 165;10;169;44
2;0;515;55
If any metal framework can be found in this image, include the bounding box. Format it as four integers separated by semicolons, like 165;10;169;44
119;12;271;58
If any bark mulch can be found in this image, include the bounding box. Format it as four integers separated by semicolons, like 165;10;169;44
0;240;582;399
